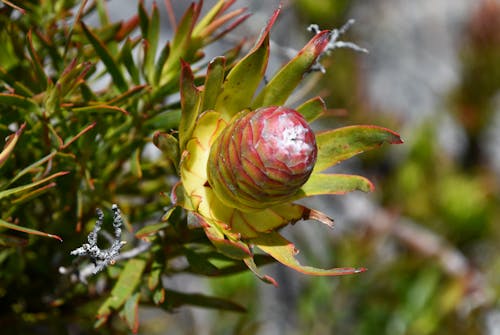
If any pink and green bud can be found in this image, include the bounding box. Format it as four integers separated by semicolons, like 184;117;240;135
207;106;317;211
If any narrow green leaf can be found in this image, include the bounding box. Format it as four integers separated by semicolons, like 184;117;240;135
179;60;201;150
97;258;147;321
252;30;331;107
0;123;25;169
60;122;96;150
11;182;56;204
171;2;200;52
153;42;170;85
191;0;226;37
138;0;149;38
252;231;366;276
107;85;148;106
119;38;140;85
293;173;374;200
8;151;57;186
27;30;48;90
296;96;326;123
95;0;110;26
80;22;128;92
0;93;39;113
314;125;403;173
161;289;246;313
79;81;98;101
0;171;69;200
120;293;140;333
144;2;160;81
130;148;143;179
201;57;225;111
54;60;92;99
33;30;63;73
71;104;128;115
0;218;62;242
215;7;281;120
159;3;201;86
0;66;34;97
144;109;181;131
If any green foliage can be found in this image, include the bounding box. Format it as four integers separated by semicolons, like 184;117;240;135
0;0;252;332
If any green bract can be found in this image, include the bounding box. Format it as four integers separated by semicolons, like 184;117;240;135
174;7;403;282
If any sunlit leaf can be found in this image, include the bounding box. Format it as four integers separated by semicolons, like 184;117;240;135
296;96;326;123
179;60;201;150
159;2;201;86
201;56;225;111
214;7;280;120
252;30;331;107
314;125;403;173
252;231;366;276
293;173;374;200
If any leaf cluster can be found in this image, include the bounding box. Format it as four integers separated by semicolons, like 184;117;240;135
0;1;255;332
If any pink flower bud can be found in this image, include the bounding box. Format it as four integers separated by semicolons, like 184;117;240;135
207;106;317;211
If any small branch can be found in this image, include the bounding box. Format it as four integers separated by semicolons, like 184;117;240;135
62;204;134;283
308;19;368;74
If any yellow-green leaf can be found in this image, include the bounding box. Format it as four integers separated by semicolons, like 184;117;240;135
252;231;366;276
214;7;280;120
252;30;331;107
293;173;374;201
296;97;326;123
314;125;403;173
201;56;225;111
179;60;201;150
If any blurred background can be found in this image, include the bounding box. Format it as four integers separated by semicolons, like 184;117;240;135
4;0;500;334
126;1;500;334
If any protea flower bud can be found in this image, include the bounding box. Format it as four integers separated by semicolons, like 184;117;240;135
207;106;317;211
